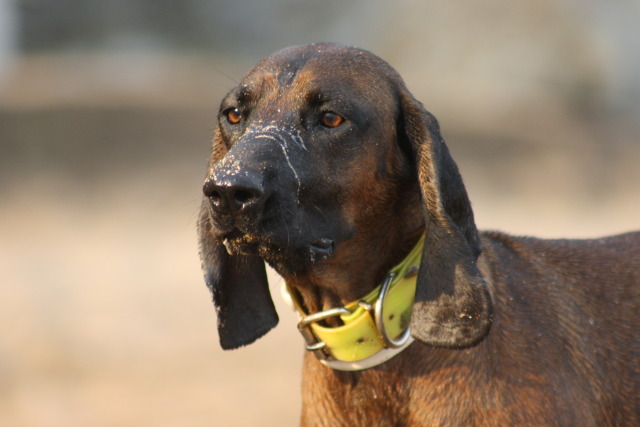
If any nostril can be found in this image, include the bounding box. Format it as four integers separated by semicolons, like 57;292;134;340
208;190;223;206
234;189;257;205
203;181;226;209
202;180;219;199
203;173;264;213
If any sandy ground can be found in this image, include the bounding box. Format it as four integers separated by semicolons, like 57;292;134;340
0;167;304;426
0;103;638;426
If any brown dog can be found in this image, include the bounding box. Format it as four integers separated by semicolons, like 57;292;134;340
198;43;639;425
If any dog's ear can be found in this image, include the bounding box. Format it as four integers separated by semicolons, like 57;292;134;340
197;130;278;350
398;88;493;348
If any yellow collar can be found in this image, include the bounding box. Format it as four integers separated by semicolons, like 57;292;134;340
285;235;424;371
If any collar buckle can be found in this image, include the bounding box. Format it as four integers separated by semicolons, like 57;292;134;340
297;307;351;361
296;272;414;370
287;234;425;371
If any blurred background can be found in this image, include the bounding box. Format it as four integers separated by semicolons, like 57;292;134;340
1;0;638;425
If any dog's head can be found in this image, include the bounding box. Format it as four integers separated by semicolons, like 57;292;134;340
198;43;492;350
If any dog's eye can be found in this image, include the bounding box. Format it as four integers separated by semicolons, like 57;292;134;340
320;112;344;128
224;107;242;125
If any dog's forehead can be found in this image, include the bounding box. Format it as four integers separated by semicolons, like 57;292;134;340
240;44;399;98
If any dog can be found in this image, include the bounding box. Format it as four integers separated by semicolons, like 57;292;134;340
198;43;639;426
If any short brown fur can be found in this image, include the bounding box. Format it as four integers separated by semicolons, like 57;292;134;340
198;44;639;426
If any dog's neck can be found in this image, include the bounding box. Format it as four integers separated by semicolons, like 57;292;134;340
285;193;424;316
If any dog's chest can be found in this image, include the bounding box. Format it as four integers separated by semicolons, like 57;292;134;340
300;353;579;426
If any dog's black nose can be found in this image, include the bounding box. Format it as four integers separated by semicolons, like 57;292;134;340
203;171;265;217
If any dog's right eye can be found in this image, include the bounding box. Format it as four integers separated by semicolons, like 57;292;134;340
320;112;345;128
223;107;242;125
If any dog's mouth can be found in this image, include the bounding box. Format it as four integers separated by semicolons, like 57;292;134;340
308;238;335;263
221;228;258;254
220;228;336;272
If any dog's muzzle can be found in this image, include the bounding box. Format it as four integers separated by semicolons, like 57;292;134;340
203;168;267;235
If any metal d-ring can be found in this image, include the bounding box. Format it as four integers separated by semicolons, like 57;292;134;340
298;307;351;360
374;273;412;349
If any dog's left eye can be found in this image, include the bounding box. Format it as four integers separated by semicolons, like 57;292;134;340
320;112;344;128
224;107;242;125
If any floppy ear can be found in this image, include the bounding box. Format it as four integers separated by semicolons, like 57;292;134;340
197;130;278;350
399;89;493;348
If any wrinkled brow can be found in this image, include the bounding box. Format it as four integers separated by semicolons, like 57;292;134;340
237;86;253;102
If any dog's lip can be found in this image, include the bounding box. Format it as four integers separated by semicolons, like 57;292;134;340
221;228;243;242
310;237;334;250
220;229;292;256
220;228;254;255
221;230;336;263
309;238;335;263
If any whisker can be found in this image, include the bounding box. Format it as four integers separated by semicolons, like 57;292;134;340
212;67;240;86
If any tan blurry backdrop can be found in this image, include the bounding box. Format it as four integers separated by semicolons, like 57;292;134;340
1;1;639;426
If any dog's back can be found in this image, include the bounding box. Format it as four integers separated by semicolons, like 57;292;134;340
479;231;639;425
